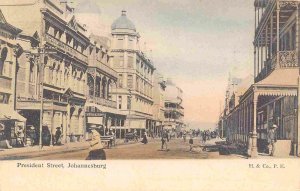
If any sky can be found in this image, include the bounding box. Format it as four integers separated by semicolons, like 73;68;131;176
73;0;255;129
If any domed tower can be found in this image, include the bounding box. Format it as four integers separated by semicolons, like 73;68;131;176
110;10;156;137
111;10;139;51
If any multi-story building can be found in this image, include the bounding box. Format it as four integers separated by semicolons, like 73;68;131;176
164;79;185;133
85;34;126;138
0;10;25;148
152;72;166;137
2;0;91;144
224;0;300;157
110;10;156;138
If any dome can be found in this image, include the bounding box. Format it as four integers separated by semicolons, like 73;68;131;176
111;10;136;31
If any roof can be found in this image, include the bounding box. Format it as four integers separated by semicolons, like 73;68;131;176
256;68;299;87
111;10;136;31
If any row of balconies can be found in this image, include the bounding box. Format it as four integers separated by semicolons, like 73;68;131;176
44;34;88;63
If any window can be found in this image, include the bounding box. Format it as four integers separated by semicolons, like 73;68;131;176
128;36;134;49
118;96;122;109
127;96;131;109
117;38;124;48
29;60;35;83
0;47;8;76
127;74;133;89
128;56;134;68
118;74;123;88
119;56;124;67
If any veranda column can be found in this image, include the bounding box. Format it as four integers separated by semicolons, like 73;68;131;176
276;2;280;68
251;93;259;157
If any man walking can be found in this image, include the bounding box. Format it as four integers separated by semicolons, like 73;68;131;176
268;124;278;156
161;130;168;151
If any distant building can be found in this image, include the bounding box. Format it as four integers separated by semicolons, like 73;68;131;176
152;72;166;136
164;79;184;132
85;34;126;138
110;10;156;137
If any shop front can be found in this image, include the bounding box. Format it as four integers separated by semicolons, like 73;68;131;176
0;104;26;148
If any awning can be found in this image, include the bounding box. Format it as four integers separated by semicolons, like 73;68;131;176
0;104;26;122
85;103;125;116
87;116;103;125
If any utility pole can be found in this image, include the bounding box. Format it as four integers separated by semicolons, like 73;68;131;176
30;47;56;150
39;48;45;149
128;89;132;133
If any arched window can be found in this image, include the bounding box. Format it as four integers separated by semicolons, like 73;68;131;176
0;47;8;75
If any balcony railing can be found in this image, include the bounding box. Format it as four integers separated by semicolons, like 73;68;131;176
278;51;298;68
165;107;184;115
255;50;298;82
95;60;118;79
88;95;117;109
44;34;88;63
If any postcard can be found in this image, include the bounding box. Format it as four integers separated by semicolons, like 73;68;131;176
0;0;299;190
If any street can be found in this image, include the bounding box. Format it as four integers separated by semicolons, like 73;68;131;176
0;138;242;160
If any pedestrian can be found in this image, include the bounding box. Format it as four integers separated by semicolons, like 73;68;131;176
161;130;168;151
55;127;62;145
183;131;186;142
86;127;106;160
16;126;25;147
108;130;113;149
189;134;194;152
141;132;148;144
202;132;206;143
134;130;138;142
268;124;278;156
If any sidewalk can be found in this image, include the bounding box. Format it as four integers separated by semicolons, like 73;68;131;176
0;141;90;159
0;138;150;159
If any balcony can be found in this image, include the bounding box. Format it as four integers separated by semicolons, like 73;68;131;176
95;60;118;79
44;34;88;64
255;50;298;82
165;107;184;116
88;95;117;109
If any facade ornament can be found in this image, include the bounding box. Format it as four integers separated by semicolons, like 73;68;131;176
279;1;299;9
